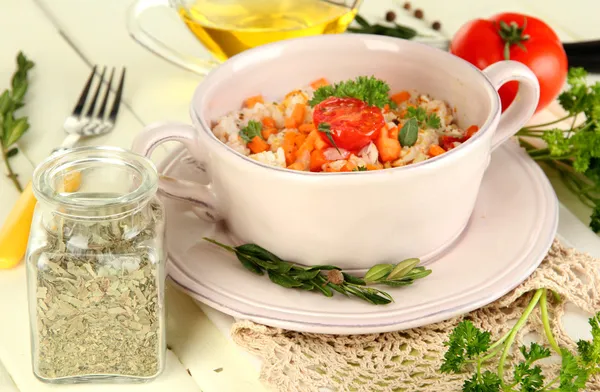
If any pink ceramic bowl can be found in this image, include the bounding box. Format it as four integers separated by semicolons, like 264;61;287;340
132;34;539;269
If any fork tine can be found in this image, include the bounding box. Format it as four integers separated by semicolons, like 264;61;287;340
97;67;115;119
85;66;106;118
108;67;126;121
72;65;97;117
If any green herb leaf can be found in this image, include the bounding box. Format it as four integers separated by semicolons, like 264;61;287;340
425;113;441;129
235;253;264;275
314;282;333;297
309;75;392;108
267;271;303;288
399;118;419;147
364;263;394;283
462;371;501;392
305;265;342;272
379;280;412;287
327;283;349;296
441;320;491;374
236;253;278;271
4;117;29;147
386;258;420;281
239;120;263;143
352;166;367;172
342;272;366;286
290;269;321;281
6;147;18;158
406;106;427;122
236;243;282;264
559;348;589;390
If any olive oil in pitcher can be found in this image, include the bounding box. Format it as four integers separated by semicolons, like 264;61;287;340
178;0;359;61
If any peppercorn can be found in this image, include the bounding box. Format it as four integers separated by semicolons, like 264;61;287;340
414;9;424;19
403;2;411;10
432;21;441;30
385;11;396;22
326;270;344;285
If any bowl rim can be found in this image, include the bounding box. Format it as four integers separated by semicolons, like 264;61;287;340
190;34;500;177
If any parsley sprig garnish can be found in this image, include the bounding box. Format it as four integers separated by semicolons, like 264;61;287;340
203;238;431;305
516;68;600;232
404;106;441;129
239;120;263;143
309;76;395;108
441;288;600;391
1;52;34;192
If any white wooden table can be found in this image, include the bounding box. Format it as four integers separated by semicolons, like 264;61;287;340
1;0;599;391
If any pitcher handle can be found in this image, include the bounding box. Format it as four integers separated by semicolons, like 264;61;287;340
483;61;540;151
131;121;222;222
126;0;220;75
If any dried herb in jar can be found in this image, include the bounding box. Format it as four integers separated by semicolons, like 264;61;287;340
30;201;165;379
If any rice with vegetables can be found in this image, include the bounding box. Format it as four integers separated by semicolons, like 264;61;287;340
211;76;480;172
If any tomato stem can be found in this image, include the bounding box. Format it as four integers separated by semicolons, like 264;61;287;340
497;18;530;60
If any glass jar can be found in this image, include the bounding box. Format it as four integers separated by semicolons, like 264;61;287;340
25;146;166;384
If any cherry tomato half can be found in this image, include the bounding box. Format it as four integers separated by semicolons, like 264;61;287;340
313;97;385;152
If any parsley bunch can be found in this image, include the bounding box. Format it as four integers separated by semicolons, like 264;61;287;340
517;68;600;232
441;288;600;391
309;76;394;108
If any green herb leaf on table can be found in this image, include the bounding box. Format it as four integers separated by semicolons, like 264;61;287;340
399;118;419;147
1;51;34;193
203;237;431;305
441;287;600;391
309;76;393;108
516;67;600;232
239;120;263;143
347;14;418;40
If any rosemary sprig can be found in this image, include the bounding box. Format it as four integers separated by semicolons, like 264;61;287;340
1;52;35;192
203;238;432;305
348;14;418;40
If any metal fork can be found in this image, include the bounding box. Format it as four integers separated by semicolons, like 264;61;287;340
0;66;126;269
55;66;126;153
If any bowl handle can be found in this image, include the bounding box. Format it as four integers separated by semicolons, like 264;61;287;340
483;61;540;151
131;121;222;222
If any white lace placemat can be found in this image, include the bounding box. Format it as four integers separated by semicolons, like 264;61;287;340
231;240;600;391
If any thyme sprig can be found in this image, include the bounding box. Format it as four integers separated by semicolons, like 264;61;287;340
203;238;432;305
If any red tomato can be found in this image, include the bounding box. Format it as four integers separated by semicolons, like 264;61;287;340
449;13;567;113
313;97;385;152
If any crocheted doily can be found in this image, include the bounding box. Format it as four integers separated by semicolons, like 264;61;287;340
231;241;600;391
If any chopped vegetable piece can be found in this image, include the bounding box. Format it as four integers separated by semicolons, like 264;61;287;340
376;127;401;162
429;144;445;157
248;136;269;153
391;91;411;105
310;149;328;172
240;120;263;143
261;127;277;140
262;117;276;128
310;78;330;90
244;95;264;108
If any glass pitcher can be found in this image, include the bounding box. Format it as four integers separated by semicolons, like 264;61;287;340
127;0;362;75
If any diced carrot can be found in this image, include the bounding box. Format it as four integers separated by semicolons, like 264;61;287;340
287;162;305;171
297;130;318;157
428;144;446;157
310;149;328;172
283;132;305;165
310;78;330;90
290;104;306;127
262;117;276;128
248;136;269;154
376;127;401;162
284;117;296;129
465;125;479;139
342;161;356;172
299;123;316;133
389;126;399;140
261;127;277;140
366;163;382;171
244;95;264;108
314;135;327;150
383;104;390;113
391;91;411;105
